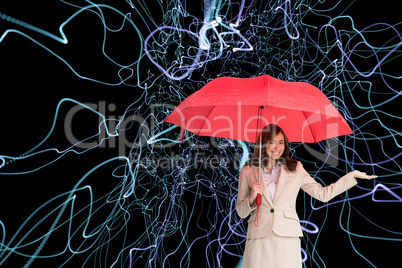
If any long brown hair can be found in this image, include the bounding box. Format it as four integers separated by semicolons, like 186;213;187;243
247;124;297;172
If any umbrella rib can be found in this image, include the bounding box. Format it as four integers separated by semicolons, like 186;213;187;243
197;106;216;135
301;111;317;143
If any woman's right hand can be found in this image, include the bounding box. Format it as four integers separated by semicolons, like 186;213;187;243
249;181;263;206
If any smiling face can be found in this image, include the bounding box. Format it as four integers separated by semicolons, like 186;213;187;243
250;124;291;169
265;132;285;161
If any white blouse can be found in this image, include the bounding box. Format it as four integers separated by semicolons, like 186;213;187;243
263;164;281;200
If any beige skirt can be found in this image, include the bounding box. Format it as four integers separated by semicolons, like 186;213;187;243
242;232;302;268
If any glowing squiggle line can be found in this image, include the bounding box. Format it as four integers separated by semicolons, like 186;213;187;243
275;0;300;40
0;11;67;44
0;1;145;86
0;98;117;172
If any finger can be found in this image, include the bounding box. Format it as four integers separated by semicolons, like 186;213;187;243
252;186;261;192
353;171;366;177
254;188;262;194
354;172;378;179
353;171;368;178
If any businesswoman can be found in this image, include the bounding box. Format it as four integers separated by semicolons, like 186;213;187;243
236;124;377;267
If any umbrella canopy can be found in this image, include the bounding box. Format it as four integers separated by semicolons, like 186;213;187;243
165;74;353;143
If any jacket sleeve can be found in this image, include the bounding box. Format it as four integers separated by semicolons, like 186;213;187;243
236;166;257;218
299;162;358;203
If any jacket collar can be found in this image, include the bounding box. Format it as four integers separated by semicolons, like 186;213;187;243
253;164;289;207
273;164;289;204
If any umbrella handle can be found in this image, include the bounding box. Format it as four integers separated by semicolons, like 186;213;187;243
256;193;262;206
254;194;262;227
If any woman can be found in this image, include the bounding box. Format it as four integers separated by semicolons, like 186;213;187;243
236;124;377;267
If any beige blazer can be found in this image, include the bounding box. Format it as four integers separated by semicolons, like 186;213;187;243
236;161;357;239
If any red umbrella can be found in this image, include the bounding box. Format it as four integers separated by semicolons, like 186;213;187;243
165;74;352;143
164;74;353;214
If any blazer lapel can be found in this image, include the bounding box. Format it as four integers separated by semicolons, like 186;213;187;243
273;165;289;204
253;167;274;208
